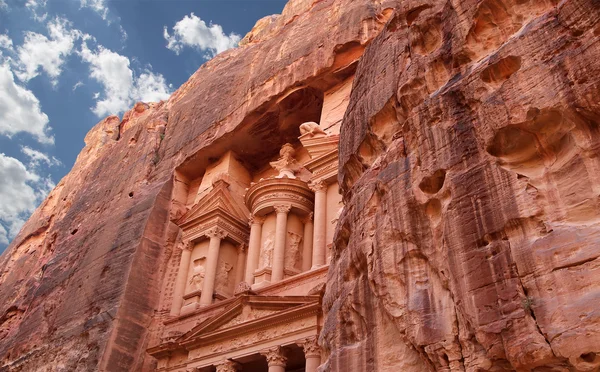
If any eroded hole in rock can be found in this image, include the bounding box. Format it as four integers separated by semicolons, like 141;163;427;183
581;353;597;363
480;56;522;86
128;192;134;198
410;17;443;55
419;169;446;194
71;229;78;235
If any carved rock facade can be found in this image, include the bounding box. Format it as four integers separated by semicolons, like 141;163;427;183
1;0;600;371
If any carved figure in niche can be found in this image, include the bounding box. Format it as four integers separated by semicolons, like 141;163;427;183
269;143;302;178
299;121;327;137
285;231;303;270
189;257;206;290
216;262;233;291
260;232;275;267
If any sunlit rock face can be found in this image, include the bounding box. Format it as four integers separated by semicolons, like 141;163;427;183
1;0;600;371
324;0;600;371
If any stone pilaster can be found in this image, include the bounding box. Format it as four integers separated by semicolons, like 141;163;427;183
170;240;193;316
301;212;314;272
309;180;327;269
200;227;227;306
245;215;265;284
272;205;291;282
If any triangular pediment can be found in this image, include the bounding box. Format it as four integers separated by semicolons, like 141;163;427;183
178;180;249;226
179;295;320;343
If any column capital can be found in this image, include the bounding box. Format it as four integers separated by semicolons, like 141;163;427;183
273;204;292;214
205;227;227;240
182;240;194;251
301;212;314;224
249;214;266;226
215;360;240;372
300;336;321;358
261;346;287;367
237;243;247;254
309;180;327;192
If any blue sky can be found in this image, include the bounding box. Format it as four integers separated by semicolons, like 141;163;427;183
0;0;287;252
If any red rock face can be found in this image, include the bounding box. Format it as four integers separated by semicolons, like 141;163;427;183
325;0;600;371
1;0;599;371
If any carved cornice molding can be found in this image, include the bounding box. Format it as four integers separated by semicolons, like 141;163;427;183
261;346;287;367
245;178;314;216
182;216;249;245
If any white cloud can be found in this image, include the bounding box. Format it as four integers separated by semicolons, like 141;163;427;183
26;0;48;22
0;63;53;144
15;18;82;84
80;43;172;117
72;80;84;91
0;34;12;50
21;146;61;168
163;13;240;57
80;0;108;20
0;153;55;245
0;0;6;10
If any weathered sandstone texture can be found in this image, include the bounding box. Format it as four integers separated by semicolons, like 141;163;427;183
0;0;599;371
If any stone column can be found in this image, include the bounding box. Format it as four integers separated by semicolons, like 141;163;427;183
234;244;247;287
261;346;287;372
244;216;265;285
170;240;193;316
215;360;240;372
272;205;291;282
244;215;265;285
200;227;227;306
310;181;327;269
301;336;321;372
302;213;314;272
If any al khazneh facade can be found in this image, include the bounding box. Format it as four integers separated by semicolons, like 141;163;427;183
148;79;350;372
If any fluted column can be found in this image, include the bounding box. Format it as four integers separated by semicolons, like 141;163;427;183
245;215;265;284
272;205;291;282
170;240;193;316
234;244;247;286
301;336;321;372
302;213;314;272
200;227;227;306
215;360;240;372
310;181;327;269
262;346;287;372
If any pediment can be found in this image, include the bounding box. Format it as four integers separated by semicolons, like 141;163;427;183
179;295;320;343
178;180;249;227
299;133;339;159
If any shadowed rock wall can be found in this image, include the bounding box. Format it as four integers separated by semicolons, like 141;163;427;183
324;0;600;371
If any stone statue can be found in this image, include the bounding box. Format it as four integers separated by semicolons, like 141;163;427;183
189;258;206;290
299;121;327;136
269;143;302;178
216;262;233;291
285;231;303;270
260;233;275;267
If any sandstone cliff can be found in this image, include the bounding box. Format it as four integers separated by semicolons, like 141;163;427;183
0;0;599;371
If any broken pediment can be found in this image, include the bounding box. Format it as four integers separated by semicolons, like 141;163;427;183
179;295;320;345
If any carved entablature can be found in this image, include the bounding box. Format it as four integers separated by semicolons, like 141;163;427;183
245;178;314;217
178;179;250;244
298;122;339;184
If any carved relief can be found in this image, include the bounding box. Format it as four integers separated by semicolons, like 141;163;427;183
301;336;321;358
260;232;275;267
206;227;228;240
270;143;302;178
299;121;327;137
261;346;287;367
285;231;303;270
309;180;327;192
216;262;233;291
215;360;240;372
189;257;206;290
274;204;292;214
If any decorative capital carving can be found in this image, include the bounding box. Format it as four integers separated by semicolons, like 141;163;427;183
206;227;227;240
215;360;241;372
261;346;287;367
301;212;314;224
309;180;327;192
249;215;266;226
237;243;247;254
181;240;194;251
273;204;292;214
234;281;253;296
301;336;321;358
